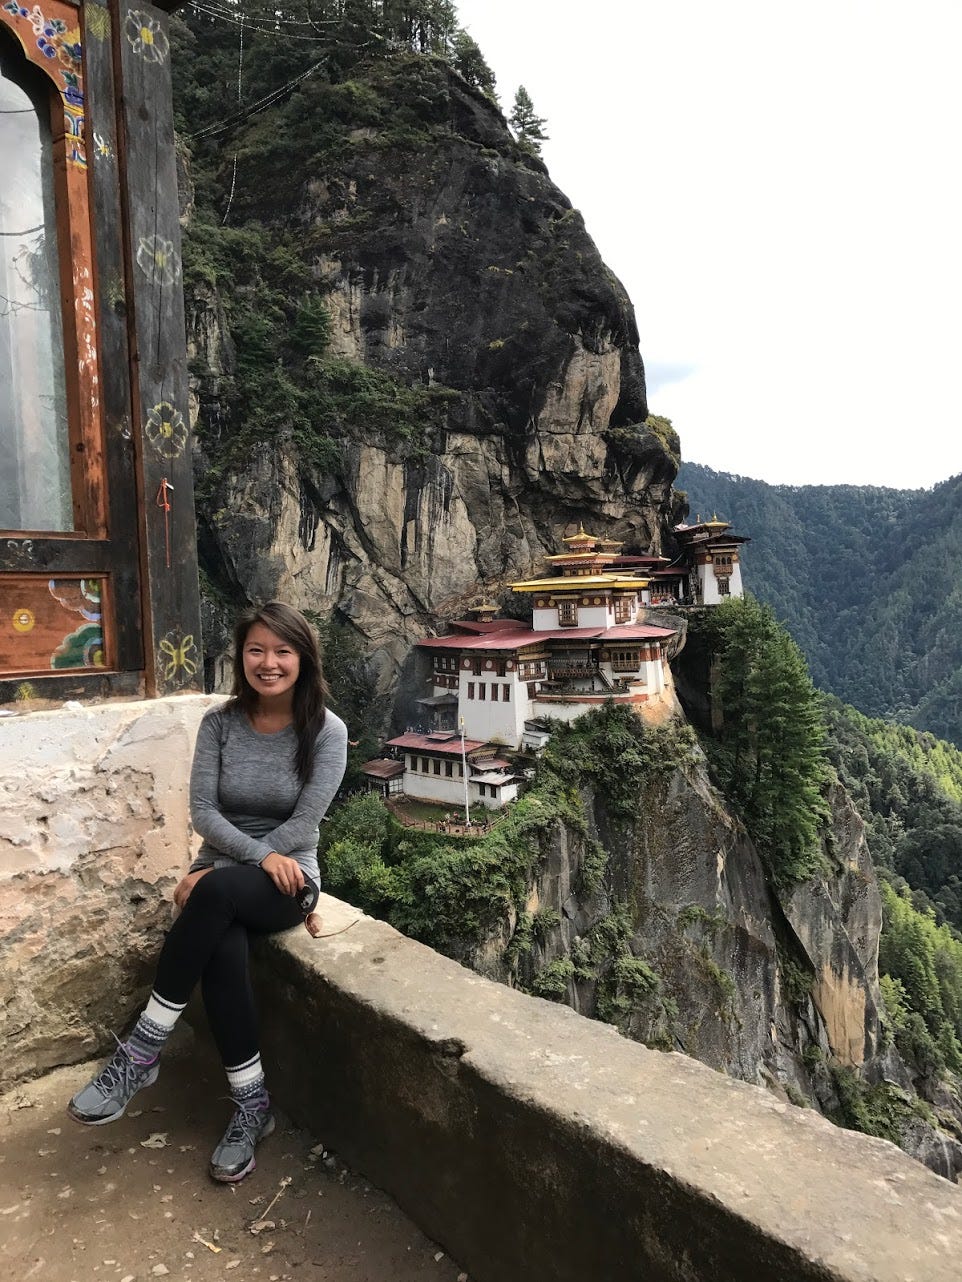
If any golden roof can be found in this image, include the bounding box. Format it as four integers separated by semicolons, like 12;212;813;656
562;524;597;547
510;574;649;592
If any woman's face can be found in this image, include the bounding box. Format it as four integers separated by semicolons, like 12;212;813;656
242;622;301;704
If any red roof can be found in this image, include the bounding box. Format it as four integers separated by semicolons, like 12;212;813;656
448;618;521;634
386;732;486;755
418;623;675;651
418;629;548;651
596;625;676;641
361;759;405;780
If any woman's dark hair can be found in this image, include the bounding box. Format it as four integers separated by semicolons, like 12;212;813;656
228;601;329;784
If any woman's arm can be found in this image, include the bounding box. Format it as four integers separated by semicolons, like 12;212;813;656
261;714;348;855
189;711;276;866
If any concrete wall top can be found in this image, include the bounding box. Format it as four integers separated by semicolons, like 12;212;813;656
260;894;962;1282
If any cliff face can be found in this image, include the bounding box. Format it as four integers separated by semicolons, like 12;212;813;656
485;743;962;1179
178;45;679;689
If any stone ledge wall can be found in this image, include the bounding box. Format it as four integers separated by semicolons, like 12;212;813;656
0;695;218;1088
256;896;962;1282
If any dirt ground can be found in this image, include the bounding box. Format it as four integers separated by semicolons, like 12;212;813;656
0;1030;467;1282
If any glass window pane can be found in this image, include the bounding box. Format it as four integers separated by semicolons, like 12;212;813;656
0;50;71;532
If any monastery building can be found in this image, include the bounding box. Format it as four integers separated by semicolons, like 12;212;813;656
362;520;748;812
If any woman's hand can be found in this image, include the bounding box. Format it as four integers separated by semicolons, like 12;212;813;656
173;867;212;910
260;851;305;897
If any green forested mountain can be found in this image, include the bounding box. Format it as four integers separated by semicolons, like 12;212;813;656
676;463;962;745
824;698;962;1078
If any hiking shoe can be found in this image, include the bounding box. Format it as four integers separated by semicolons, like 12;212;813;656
209;1103;275;1183
67;1038;159;1125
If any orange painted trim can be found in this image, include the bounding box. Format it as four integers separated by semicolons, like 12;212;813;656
1;1;105;535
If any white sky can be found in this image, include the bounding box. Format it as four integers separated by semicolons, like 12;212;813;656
454;0;962;488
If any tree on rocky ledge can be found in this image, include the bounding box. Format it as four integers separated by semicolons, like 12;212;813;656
450;30;497;98
509;85;549;153
703;597;829;884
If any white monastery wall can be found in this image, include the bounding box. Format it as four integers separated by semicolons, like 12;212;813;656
457;684;528;745
573;604;612;628
0;694;218;1087
402;771;467;807
531;607;557;630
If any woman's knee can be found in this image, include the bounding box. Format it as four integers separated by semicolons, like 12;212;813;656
182;866;237;914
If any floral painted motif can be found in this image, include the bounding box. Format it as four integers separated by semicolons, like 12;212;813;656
52;621;104;669
144;401;188;459
159;631;198;685
48;577;102;622
1;1;86;168
124;9;169;64
135;234;182;286
84;2;110;43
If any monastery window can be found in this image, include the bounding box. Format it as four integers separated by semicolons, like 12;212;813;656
408;755;416;771
502;684;510;702
557;599;577;626
0;51;72;532
457;762;463;777
421;756;430;773
467;682;475;700
611;649;640;672
472;658;483;675
718;578;730;595
614;597;633;623
527;682;537;698
478;683;485;700
445;760;453;777
495;659;506;676
433;759;441;775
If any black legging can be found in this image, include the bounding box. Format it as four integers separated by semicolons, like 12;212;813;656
154;865;310;1067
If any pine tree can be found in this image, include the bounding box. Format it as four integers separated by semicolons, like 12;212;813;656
509;85;548;154
709;597;829;884
450;30;497;98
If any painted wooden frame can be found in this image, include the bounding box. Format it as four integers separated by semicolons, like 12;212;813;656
0;0;202;700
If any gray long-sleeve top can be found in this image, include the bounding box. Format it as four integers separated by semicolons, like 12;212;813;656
188;704;348;884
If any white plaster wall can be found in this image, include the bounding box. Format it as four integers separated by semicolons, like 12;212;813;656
401;770;505;812
0;694;220;1087
697;564;720;605
643;656;664;694
575;604;613;628
697;564;742;605
457;681;527;746
531;607;556;631
402;771;467;807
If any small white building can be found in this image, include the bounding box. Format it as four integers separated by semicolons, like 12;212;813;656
381;731;522;811
673;517;748;605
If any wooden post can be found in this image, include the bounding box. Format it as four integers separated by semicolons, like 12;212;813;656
112;0;202;695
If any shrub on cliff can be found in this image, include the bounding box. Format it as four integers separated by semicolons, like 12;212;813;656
878;880;962;1076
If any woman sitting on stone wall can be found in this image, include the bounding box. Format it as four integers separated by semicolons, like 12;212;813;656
67;602;348;1183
